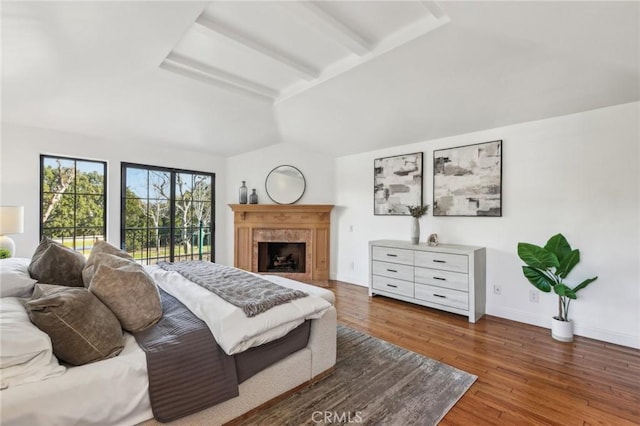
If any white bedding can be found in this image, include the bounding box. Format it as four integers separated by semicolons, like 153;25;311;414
1;334;153;426
1;272;335;426
0;298;66;388
147;267;334;354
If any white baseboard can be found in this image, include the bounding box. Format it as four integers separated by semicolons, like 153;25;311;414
488;306;639;349
333;272;367;287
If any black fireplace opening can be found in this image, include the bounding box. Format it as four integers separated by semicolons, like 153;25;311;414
258;242;306;273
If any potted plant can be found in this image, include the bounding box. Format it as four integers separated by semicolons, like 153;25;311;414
407;205;429;244
517;233;598;342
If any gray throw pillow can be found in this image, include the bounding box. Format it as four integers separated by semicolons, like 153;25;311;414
89;256;162;333
27;284;124;366
28;237;86;287
82;241;133;287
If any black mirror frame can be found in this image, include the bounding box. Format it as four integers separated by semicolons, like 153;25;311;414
265;165;306;204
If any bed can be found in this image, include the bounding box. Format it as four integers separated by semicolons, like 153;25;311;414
0;246;337;426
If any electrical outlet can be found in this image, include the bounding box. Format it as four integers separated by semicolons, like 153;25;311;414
529;289;539;303
493;285;501;295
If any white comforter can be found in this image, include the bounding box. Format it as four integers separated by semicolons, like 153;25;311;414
1;272;334;426
147;266;333;354
1;333;152;426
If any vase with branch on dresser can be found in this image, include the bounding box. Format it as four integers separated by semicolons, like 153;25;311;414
407;204;429;244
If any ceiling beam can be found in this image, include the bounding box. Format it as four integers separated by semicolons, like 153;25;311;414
166;53;278;98
276;3;449;103
194;15;319;80
161;54;278;101
279;2;372;56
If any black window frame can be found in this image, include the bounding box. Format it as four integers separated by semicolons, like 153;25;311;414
39;154;108;252
120;162;215;264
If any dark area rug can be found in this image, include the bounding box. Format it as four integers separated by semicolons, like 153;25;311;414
238;325;477;425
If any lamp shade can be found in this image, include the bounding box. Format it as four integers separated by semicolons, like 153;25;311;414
0;206;24;235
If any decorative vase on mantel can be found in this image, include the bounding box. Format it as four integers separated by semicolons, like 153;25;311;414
239;181;248;204
410;217;420;245
249;189;258;204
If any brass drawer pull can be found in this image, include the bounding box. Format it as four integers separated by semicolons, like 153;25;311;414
433;294;446;298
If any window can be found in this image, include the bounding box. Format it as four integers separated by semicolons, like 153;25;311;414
40;155;107;254
121;163;214;264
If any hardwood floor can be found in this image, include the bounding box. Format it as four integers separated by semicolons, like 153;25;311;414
327;280;640;425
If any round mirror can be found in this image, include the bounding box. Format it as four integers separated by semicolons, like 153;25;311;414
265;165;306;204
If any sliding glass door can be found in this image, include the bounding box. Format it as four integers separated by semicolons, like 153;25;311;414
121;163;214;264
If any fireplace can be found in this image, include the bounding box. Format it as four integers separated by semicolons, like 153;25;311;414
229;204;333;282
252;228;312;280
258;242;306;274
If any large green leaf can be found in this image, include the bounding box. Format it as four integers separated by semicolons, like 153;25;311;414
573;276;598;293
522;266;553;292
557;249;580;278
544;233;572;262
518;243;559;269
554;283;577;299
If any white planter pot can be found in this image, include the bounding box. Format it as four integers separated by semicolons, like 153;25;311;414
551;317;573;342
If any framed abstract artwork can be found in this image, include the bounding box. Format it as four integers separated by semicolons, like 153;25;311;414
374;152;423;215
433;140;502;217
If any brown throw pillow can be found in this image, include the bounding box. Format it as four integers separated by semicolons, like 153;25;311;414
26;284;124;366
31;283;60;299
28;237;86;287
82;241;133;287
89;257;162;333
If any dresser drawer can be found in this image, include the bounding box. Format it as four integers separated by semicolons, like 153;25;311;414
415;251;468;273
372;275;414;298
414;267;469;292
372;246;413;266
415;284;468;311
372;261;413;282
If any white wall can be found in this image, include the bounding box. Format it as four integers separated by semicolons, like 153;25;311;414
222;143;336;266
2;103;638;349
334;102;640;348
0;124;227;260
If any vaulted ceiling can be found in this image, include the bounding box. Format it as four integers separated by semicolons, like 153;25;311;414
2;1;639;157
160;2;449;102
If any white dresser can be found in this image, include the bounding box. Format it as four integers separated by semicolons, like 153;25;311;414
369;240;486;323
